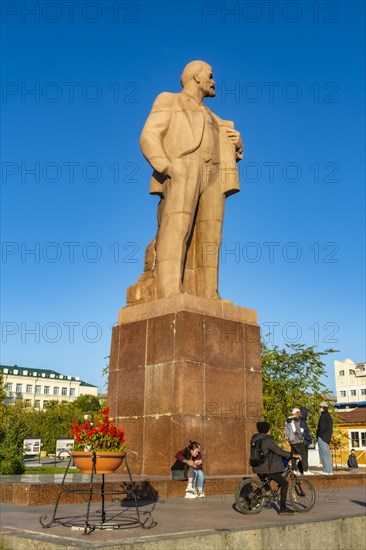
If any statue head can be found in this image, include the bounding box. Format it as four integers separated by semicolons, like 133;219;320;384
180;60;216;99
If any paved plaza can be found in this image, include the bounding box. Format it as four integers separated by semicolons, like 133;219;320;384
1;484;365;549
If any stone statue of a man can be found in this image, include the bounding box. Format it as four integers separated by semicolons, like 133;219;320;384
126;60;243;304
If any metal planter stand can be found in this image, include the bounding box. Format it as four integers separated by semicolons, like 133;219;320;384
39;451;155;534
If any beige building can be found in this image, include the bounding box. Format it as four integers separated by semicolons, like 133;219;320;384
335;408;366;467
0;364;98;409
334;358;366;405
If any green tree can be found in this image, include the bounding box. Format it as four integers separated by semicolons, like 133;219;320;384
0;373;104;470
35;402;85;455
0;373;6;403
261;342;337;443
102;355;110;391
72;394;101;415
0;401;29;475
0;374;7;447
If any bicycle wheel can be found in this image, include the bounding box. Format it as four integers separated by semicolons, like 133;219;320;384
235;479;265;515
288;477;316;512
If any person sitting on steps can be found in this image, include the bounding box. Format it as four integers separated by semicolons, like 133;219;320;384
171;441;205;498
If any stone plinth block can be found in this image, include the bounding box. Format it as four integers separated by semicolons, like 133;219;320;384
107;297;263;476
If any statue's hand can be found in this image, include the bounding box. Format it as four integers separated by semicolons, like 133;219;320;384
226;128;242;149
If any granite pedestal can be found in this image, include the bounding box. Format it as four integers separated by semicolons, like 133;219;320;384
107;295;263;476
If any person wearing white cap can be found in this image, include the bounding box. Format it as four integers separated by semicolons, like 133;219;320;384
316;402;333;475
284;408;310;474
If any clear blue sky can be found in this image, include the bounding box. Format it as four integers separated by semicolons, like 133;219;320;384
1;1;365;393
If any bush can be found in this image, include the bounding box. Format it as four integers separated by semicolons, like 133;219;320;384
0;404;27;475
0;450;25;475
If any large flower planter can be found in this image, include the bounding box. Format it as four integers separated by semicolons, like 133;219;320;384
72;451;125;474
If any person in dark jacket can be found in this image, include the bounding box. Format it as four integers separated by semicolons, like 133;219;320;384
300;406;314;475
300;407;312;447
251;422;300;515
316;401;333;475
347;449;358;469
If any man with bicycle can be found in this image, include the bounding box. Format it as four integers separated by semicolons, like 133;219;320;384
251;422;300;515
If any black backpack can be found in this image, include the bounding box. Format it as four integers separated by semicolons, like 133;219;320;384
249;439;265;467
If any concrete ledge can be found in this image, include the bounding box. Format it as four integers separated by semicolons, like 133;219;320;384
1;473;365;506
1;515;365;549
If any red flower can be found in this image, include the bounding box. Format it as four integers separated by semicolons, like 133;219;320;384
69;407;126;452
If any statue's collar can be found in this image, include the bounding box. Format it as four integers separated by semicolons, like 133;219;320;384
181;90;203;105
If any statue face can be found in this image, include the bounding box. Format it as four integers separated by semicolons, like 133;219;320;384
198;65;216;98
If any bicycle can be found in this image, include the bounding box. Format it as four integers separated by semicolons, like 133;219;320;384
235;465;316;514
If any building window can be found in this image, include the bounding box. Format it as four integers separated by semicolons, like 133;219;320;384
53;387;59;395
35;385;41;394
6;383;12;392
340;390;347;397
70;388;76;397
349;369;356;376
16;384;22;393
44;386;50;395
25;399;32;405
43;400;49;408
350;390;357;397
361;389;366;396
338;370;345;376
350;431;366;449
61;387;67;396
34;400;41;408
26;384;33;393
